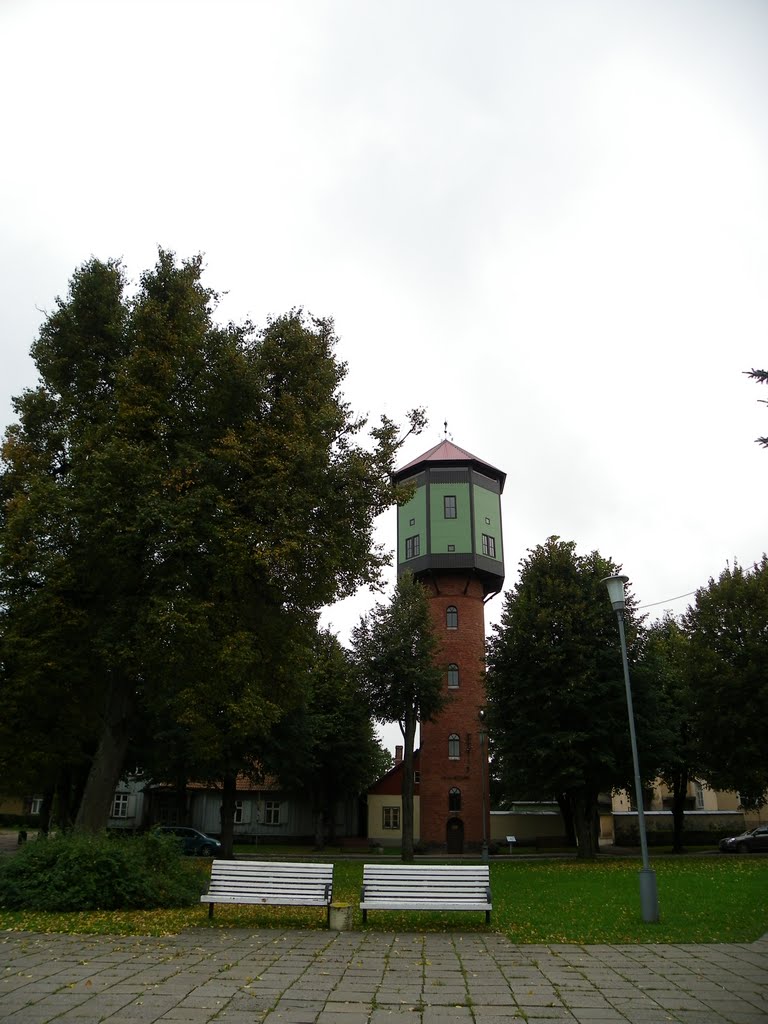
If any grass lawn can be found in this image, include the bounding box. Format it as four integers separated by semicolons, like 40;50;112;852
1;855;765;944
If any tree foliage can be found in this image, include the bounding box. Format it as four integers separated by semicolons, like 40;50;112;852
485;536;655;858
0;251;424;836
264;630;391;849
745;367;768;447
683;557;768;808
351;572;445;861
640;614;699;852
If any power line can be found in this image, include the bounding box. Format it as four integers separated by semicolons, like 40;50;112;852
637;590;697;610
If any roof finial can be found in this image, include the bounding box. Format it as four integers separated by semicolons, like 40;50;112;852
444;419;448;439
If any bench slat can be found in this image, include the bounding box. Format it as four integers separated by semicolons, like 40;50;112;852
359;864;491;923
201;861;333;920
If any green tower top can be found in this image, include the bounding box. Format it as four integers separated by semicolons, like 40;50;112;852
393;440;506;598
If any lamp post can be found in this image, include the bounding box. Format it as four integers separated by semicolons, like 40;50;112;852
603;574;659;923
478;710;489;862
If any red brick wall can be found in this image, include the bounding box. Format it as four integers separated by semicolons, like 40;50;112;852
419;574;489;850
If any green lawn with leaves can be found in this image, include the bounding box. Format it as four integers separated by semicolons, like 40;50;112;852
1;855;766;943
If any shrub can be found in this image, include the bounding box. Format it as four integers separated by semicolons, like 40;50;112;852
0;831;204;911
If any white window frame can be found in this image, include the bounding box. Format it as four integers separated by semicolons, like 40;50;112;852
111;793;130;819
383;806;401;830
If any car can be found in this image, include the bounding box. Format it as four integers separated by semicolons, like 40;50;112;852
718;825;768;853
155;826;222;856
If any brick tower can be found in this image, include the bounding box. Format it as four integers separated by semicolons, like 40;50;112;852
393;439;505;853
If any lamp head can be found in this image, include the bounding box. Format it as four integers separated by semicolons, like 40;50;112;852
602;574;629;612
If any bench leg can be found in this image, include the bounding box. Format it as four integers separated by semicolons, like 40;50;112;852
485;910;490;924
362;909;367;924
209;903;214;920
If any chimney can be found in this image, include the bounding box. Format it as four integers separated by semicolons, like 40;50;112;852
394;745;403;764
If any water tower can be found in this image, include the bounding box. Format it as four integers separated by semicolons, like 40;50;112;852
393;438;505;852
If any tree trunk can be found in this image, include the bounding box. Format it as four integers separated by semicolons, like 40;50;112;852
671;768;689;853
556;792;577;847
38;787;55;836
401;711;417;862
313;808;325;850
175;773;189;825
219;772;237;858
570;787;599;858
74;677;133;833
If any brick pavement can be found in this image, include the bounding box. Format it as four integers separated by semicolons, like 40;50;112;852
1;929;767;1024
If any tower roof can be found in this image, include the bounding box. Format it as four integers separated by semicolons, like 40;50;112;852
395;439;506;492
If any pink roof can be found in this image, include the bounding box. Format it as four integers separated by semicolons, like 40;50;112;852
396;439;505;488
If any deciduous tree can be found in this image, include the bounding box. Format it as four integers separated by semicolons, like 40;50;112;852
683;557;768;808
351;573;445;861
485;536;654;858
0;251;424;839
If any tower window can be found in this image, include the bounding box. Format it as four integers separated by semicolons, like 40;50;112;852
447;664;459;688
482;534;496;558
449;787;461;812
446;605;458;629
405;535;420;559
448;733;460;759
444;495;457;519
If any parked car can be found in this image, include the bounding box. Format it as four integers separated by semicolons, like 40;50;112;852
155;826;222;856
718;825;768;853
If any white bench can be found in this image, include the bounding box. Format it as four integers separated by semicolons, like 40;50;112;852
360;863;492;923
201;861;334;921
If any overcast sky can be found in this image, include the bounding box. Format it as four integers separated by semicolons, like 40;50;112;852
2;1;766;753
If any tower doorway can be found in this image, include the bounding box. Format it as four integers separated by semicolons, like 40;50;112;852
446;817;464;853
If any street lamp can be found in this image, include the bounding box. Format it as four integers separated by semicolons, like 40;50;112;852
603;574;659;923
478;710;489;863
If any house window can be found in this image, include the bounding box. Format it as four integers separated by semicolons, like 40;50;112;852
264;800;281;825
447;664;459;688
482;534;496;558
383;806;401;830
694;781;705;809
447;544;455;552
414;770;420;785
446;605;458;629
30;797;43;815
111;793;130;818
448;733;460;759
405;535;420;559
449;788;461;812
234;800;244;824
444;495;457;519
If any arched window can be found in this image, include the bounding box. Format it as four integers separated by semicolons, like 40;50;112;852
446;605;458;629
447;664;459;688
448;787;461;812
448;733;460;760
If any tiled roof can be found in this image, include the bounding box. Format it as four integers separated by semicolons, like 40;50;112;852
152;774;280;793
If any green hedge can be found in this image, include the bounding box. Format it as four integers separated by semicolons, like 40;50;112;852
0;831;204;911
